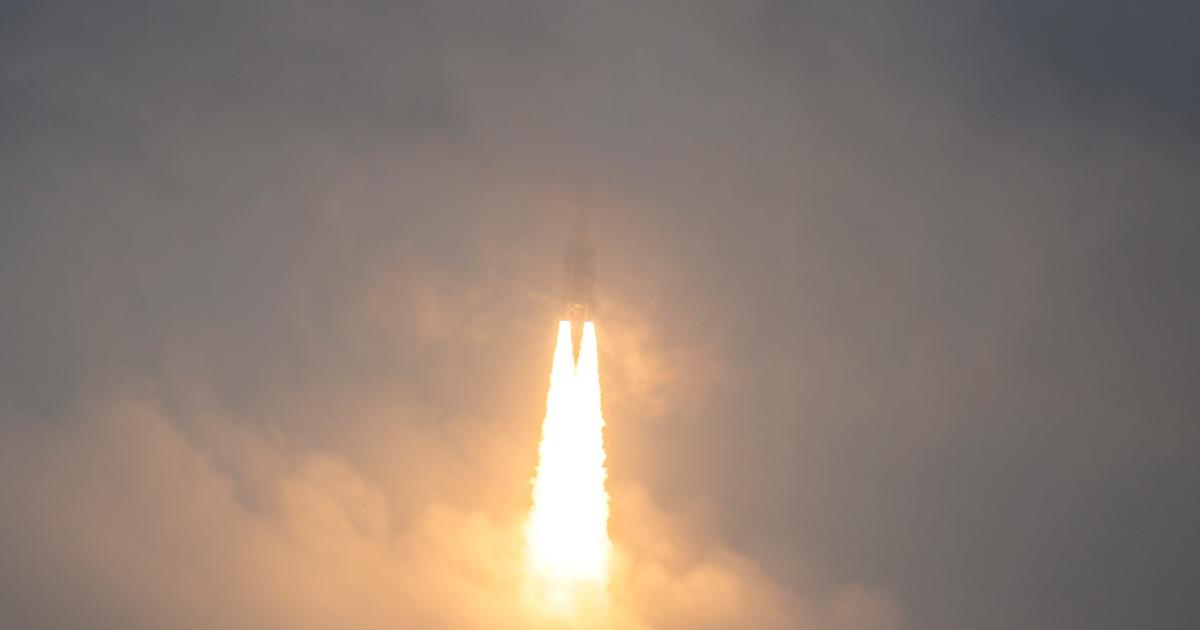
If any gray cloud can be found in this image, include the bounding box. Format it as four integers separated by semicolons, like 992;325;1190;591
2;1;1197;629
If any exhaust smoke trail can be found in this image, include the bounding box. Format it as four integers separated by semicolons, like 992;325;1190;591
525;320;612;616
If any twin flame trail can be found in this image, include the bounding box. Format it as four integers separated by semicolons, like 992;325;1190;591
525;320;612;614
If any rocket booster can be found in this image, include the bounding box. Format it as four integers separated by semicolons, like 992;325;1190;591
564;212;595;359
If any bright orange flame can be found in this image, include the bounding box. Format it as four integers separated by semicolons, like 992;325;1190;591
525;321;612;616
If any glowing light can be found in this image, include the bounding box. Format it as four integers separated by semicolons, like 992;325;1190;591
525;321;612;615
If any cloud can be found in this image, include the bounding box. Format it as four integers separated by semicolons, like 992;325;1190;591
0;390;899;629
3;1;1198;629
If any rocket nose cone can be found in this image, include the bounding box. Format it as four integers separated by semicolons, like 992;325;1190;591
573;207;589;238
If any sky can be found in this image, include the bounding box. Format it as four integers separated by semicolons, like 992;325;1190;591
2;1;1199;629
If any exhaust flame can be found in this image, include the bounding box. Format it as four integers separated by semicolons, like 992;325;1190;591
525;320;612;615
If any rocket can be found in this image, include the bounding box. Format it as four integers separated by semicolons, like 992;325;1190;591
563;211;595;360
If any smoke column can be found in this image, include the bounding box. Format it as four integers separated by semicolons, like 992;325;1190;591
525;321;612;616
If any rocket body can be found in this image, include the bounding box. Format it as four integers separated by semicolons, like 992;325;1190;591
564;215;595;358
